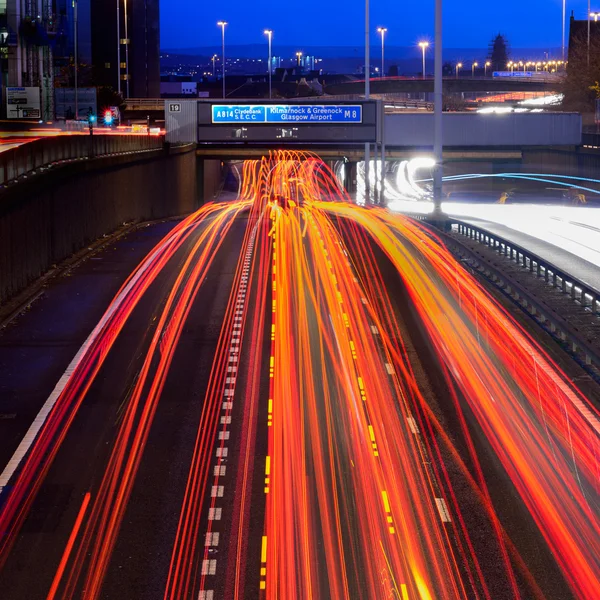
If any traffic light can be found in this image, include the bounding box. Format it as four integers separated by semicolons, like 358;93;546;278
104;110;113;126
88;114;96;124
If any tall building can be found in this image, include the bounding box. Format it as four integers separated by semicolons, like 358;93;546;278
2;0;59;119
91;0;160;98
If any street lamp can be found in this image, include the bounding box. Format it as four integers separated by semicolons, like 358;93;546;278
377;27;387;78
296;51;303;66
217;21;227;99
472;61;478;77
124;0;130;98
211;54;217;76
418;41;429;80
484;60;491;76
264;30;273;99
591;11;600;21
74;0;78;118
562;0;566;61
455;62;462;78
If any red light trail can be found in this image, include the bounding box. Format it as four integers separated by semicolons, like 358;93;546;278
0;151;598;599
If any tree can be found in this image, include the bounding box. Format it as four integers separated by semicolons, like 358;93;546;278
488;34;510;72
562;31;600;111
442;62;454;76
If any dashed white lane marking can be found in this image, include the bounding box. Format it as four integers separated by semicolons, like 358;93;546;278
370;325;379;335
0;229;176;493
435;497;452;522
201;559;217;575
199;232;257;597
385;363;395;375
361;298;368;304
211;485;224;497
406;417;420;434
208;507;222;520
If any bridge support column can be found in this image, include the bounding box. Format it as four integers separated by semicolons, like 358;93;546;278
344;161;357;194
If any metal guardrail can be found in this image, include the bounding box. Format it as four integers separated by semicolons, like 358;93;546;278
448;220;600;371
582;132;600;149
454;221;600;313
0;134;165;187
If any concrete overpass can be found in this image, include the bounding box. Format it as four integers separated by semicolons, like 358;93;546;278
323;77;559;96
165;100;581;157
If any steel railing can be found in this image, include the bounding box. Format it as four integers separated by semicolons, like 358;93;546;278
453;221;600;313
447;220;600;371
0;134;165;187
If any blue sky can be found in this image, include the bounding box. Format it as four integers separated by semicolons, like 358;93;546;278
161;0;591;50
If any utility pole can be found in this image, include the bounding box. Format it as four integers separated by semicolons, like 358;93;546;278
364;0;370;204
74;0;78;119
124;0;130;97
117;0;121;95
433;0;443;213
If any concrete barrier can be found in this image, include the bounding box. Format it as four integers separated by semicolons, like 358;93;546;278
0;145;220;304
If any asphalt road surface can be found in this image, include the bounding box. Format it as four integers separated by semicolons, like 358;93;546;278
0;154;598;599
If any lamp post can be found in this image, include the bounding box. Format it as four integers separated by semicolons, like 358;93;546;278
364;0;370;203
296;51;303;66
124;0;130;98
455;62;462;78
433;0;443;211
484;60;491;76
418;41;429;79
74;0;78;119
212;54;217;76
562;0;566;61
217;21;227;98
116;0;120;96
472;61;478;77
508;61;514;72
377;27;387;77
591;11;600;21
264;29;273;98
588;0;592;65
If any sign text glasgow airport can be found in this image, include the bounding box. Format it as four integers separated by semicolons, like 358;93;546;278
211;104;363;124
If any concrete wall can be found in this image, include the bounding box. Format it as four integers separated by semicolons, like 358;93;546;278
522;148;600;178
384;112;582;147
0;147;217;304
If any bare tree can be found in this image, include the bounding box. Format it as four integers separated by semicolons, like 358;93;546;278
562;31;600;111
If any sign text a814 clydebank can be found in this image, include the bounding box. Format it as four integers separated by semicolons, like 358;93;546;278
211;104;363;124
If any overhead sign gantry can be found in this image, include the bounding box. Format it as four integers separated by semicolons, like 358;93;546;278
165;100;380;145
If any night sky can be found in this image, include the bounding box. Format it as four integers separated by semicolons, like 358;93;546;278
161;0;591;50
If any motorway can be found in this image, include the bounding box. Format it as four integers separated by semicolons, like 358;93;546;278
0;152;599;599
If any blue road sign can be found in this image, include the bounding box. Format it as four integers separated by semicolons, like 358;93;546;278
211;104;363;124
265;105;362;123
212;105;266;123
